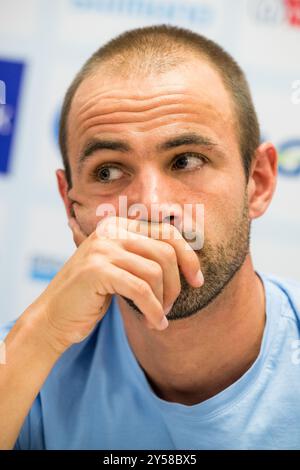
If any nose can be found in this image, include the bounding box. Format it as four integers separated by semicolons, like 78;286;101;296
128;167;183;226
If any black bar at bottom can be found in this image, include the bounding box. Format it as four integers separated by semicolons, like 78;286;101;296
0;450;299;466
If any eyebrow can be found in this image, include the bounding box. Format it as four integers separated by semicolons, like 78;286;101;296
78;132;218;172
78;138;129;168
157;132;217;151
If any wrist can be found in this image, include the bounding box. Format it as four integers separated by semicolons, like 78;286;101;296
19;299;71;359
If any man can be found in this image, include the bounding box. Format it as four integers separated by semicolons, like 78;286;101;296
0;24;300;450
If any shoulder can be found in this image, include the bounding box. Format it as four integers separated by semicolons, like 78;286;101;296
258;271;300;321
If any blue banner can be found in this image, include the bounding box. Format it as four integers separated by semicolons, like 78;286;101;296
0;59;25;174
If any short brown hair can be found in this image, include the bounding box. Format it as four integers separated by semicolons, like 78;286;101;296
59;24;260;186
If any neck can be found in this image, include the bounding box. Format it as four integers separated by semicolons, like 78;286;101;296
117;255;266;405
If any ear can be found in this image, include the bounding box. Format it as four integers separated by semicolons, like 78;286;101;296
247;142;278;220
56;169;74;219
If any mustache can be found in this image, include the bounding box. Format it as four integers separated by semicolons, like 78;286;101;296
73;212;204;250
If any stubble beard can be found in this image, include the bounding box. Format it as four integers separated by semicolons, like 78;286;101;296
123;195;251;321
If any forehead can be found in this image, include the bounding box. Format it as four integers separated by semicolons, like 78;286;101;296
67;58;237;162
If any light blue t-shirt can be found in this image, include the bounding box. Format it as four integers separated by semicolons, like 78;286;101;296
1;271;300;450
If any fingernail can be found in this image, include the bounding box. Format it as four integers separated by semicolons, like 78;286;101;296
195;270;204;286
165;304;173;315
158;315;169;330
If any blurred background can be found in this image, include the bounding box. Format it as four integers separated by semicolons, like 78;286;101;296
0;0;299;324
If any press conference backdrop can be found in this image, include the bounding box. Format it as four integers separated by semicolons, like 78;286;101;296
0;0;299;324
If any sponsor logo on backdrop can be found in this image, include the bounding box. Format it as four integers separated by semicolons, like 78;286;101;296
30;255;65;282
261;134;300;177
70;0;215;26
249;0;300;27
0;60;25;174
278;139;300;176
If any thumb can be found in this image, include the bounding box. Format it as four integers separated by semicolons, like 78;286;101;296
68;217;87;247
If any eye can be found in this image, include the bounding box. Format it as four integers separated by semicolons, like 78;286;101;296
172;153;207;171
93;165;124;184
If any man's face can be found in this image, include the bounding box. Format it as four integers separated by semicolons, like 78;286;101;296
65;57;251;320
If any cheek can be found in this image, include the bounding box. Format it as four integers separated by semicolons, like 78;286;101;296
73;203;100;235
203;197;241;246
73;194;123;235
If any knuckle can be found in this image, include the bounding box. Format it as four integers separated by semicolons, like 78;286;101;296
148;261;163;280
91;230;102;243
108;248;125;265
134;279;151;298
92;238;114;254
84;256;102;274
162;242;176;260
84;241;98;257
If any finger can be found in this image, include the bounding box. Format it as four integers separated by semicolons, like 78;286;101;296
96;261;168;331
119;230;181;311
157;223;204;288
94;224;180;311
68;217;87;246
104;238;164;310
117;218;203;288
